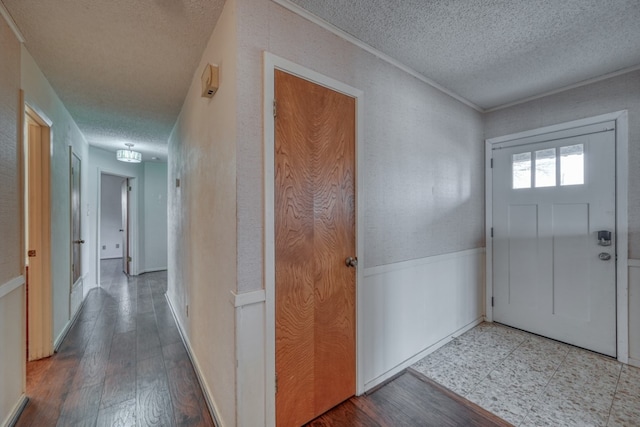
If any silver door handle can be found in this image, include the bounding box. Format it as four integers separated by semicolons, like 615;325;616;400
598;252;611;261
345;257;358;267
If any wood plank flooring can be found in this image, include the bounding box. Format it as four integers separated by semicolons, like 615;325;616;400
17;259;510;426
306;371;513;427
16;260;214;427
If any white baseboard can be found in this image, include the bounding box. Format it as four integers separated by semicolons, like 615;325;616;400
165;294;224;427
140;267;167;274
2;394;28;427
364;317;483;391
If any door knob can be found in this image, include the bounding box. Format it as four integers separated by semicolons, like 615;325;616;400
598;252;611;261
345;256;358;268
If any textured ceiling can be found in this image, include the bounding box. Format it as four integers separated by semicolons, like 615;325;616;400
290;0;640;110
2;0;224;161
3;1;639;157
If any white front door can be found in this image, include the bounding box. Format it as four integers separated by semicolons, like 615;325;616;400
492;121;616;357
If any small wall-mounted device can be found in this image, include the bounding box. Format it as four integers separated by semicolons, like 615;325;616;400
201;63;219;98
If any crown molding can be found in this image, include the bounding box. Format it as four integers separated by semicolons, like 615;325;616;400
0;2;24;43
486;64;640;113
271;0;483;113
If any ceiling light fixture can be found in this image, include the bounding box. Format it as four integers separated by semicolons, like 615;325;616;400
116;143;142;163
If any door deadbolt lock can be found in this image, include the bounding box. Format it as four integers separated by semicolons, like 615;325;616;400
345;256;358;268
597;230;612;246
598;252;612;261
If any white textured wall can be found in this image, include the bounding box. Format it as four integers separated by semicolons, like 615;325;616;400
21;47;90;343
485;70;640;259
0;15;24;424
143;162;167;271
235;0;485;294
167;0;237;425
0;16;21;285
87;146;144;286
100;174;124;259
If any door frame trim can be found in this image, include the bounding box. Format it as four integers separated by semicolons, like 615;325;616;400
263;51;365;426
485;110;629;363
70;149;82;291
24;102;54;360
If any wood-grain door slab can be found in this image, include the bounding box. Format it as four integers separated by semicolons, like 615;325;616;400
275;70;356;427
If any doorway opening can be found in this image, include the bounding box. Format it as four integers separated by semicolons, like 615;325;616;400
98;172;134;286
70;150;85;316
24;105;53;361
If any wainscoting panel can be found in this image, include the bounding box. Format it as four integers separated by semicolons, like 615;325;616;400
362;248;485;390
629;259;640;367
0;276;25;427
234;293;266;427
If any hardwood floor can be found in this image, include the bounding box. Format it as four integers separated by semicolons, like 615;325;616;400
307;371;513;427
17;260;510;426
16;260;214;427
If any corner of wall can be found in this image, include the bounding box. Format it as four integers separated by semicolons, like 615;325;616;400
166;0;240;424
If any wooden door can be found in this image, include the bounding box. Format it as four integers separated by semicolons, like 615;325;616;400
274;70;356;426
492;123;616;356
26;111;53;361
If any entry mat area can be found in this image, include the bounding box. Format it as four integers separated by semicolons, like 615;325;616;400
409;323;639;426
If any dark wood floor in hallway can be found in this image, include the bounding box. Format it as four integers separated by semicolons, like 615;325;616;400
17;259;509;427
16;260;214;427
307;371;512;427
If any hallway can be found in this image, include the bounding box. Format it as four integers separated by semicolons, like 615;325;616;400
16;260;214;426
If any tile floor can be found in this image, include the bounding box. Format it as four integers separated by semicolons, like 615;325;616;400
410;322;640;426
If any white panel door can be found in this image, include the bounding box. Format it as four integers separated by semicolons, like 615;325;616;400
492;123;616;356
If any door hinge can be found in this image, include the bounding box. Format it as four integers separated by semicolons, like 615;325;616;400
128;186;132;192
491;297;494;307
128;256;132;262
491;227;494;238
273;99;277;118
275;373;278;393
490;158;493;168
